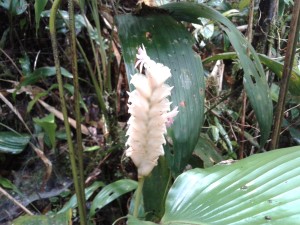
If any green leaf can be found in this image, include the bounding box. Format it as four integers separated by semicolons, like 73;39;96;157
0;0;27;16
12;210;71;225
19;54;31;76
41;10;87;34
258;54;300;96
0;28;9;48
161;2;273;146
193;134;223;168
59;181;104;213
115;13;205;174
239;0;250;10
34;0;48;34
0;132;30;154
27;92;48;112
21;66;73;86
127;215;157;225
208;125;220;142
0;177;16;190
283;119;300;145
0;176;23;197
203;52;300;96
284;0;294;5
214;117;233;153
90;179;137;216
78;0;85;11
84;145;101;152
159;146;300;224
278;0;286;17
33;114;57;148
270;83;280;102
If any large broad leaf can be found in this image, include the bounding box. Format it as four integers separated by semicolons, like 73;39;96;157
0;131;30;154
115;12;205;175
160;2;273;146
130;146;300;224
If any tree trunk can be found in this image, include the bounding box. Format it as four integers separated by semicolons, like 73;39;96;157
252;0;278;54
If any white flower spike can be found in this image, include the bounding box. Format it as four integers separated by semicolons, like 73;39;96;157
126;45;179;178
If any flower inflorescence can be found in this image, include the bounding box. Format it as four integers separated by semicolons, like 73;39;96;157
126;45;178;178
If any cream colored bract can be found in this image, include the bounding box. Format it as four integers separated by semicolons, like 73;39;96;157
126;45;178;178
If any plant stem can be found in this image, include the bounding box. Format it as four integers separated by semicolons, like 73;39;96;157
133;176;145;218
49;1;86;224
68;0;87;224
270;1;300;149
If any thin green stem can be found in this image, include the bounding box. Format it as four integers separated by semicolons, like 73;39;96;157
133;177;145;218
49;1;86;224
68;0;87;224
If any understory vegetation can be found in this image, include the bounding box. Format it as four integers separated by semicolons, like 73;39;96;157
0;0;299;224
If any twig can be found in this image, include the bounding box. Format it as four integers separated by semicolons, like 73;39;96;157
0;187;34;216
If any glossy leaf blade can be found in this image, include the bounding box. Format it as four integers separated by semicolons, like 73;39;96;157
90;179;137;216
161;2;273;146
0;132;30;154
115;13;205;174
59;181;104;213
161;146;300;224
